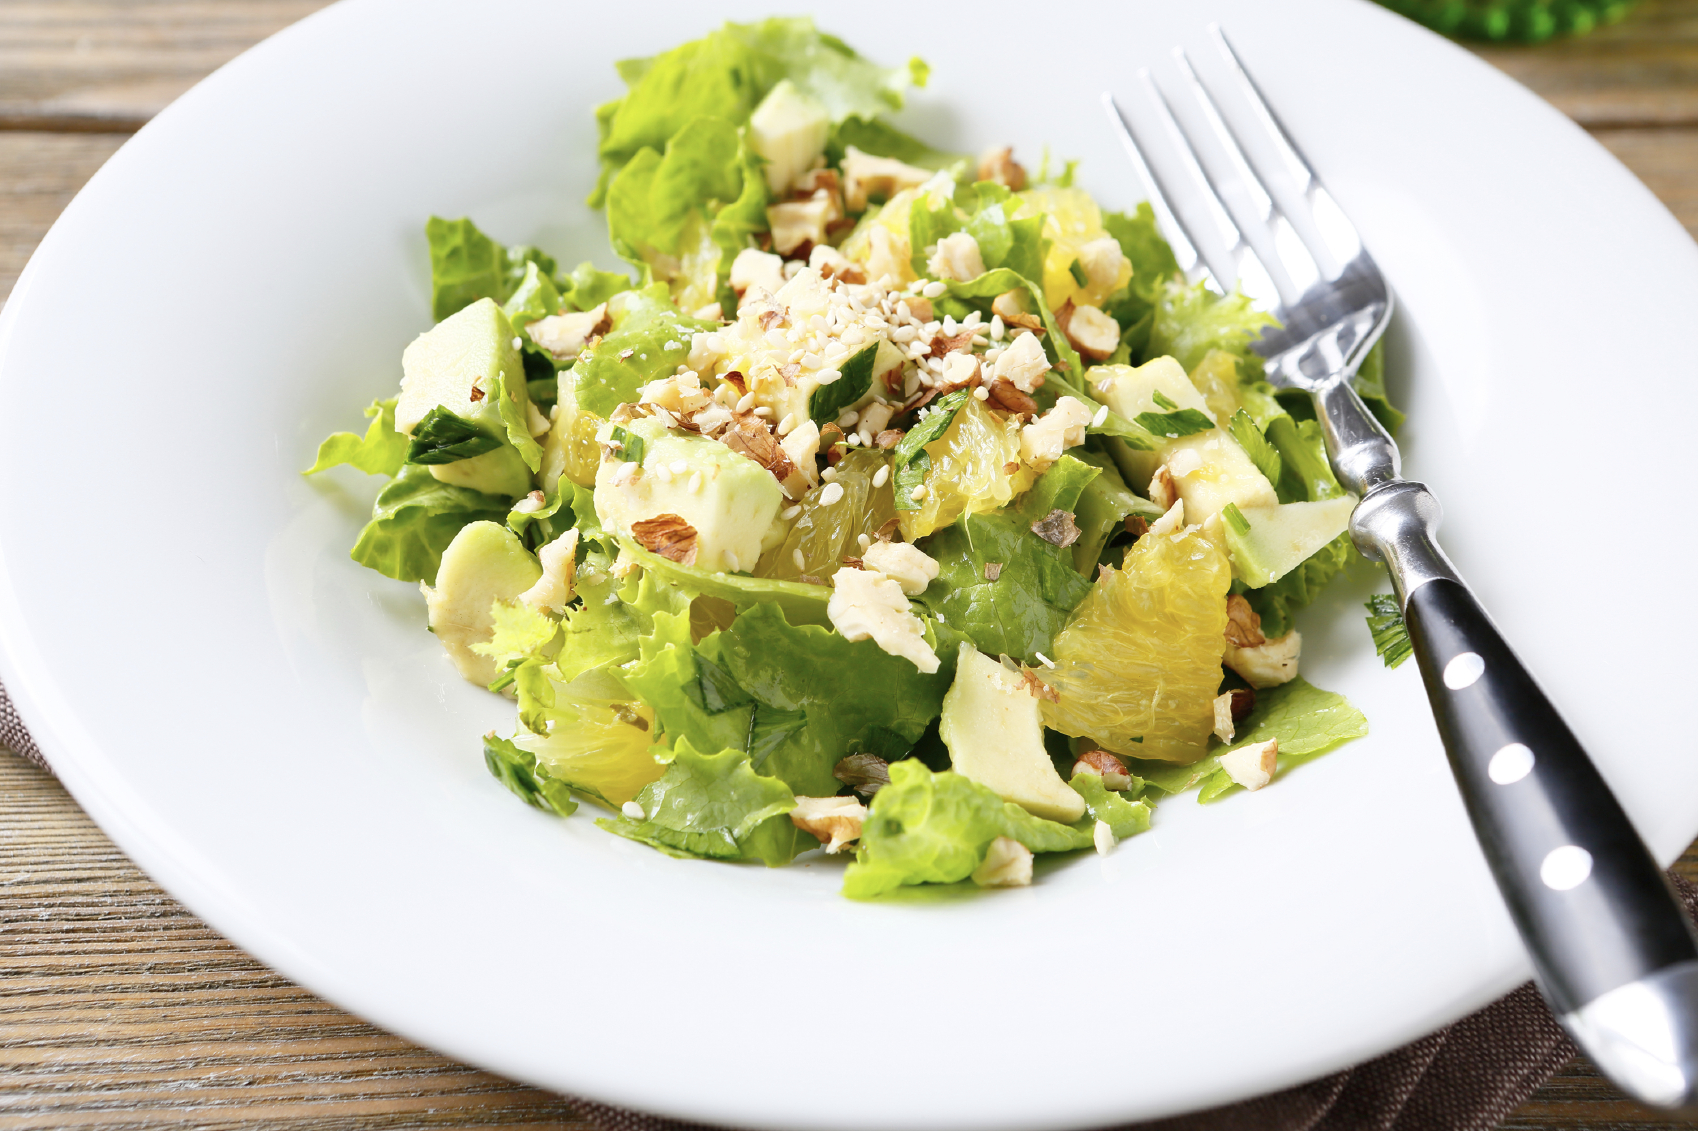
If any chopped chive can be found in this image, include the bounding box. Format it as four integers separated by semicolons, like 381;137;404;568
1222;503;1251;536
1068;258;1088;287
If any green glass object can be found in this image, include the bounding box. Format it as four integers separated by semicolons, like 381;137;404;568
1376;0;1637;41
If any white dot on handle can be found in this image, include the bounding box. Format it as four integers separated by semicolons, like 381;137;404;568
1488;743;1535;785
1443;652;1486;690
1541;845;1593;891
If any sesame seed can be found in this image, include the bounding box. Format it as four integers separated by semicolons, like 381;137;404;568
837;411;859;428
821;467;837;482
511;336;523;350
848;434;863;446
1091;404;1108;429
663;339;680;351
1035;651;1057;669
657;467;673;484
670;460;689;474
621;801;645;820
753;407;773;417
816;367;841;385
736;392;755;413
989;315;1005;340
973;386;990;401
872;465;889;488
911;484;928;501
777;413;796;435
922;281;947;299
781;505;802;521
688;472;703;493
819;482;845;506
793;548;807;570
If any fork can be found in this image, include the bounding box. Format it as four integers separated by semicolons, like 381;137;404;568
1104;27;1698;1109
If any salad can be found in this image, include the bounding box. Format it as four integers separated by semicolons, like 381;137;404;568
306;18;1400;898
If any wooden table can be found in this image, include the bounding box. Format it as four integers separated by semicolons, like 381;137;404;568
2;4;1696;1127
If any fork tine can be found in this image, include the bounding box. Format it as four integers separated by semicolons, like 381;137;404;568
1138;68;1282;311
1208;25;1364;270
1170;46;1322;301
1099;92;1216;293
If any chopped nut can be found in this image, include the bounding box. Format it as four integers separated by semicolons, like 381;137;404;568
861;540;940;596
468;386;486;402
721;414;806;496
1072;749;1133;791
927;231;986;281
789;795;868;853
1219;738;1279;791
833;753;891;797
971;836;1033;887
1148;499;1185;538
928;329;980;358
976;145;1027;191
986;377;1038;415
1093;819;1116;855
841;145;934;211
992;330;1052;392
1125;514;1149;539
778;419;822;491
875;428;904;450
1147;464;1178;510
511;489;547;515
1019;668;1060;703
874;516;902;541
1229;686;1256;723
518;529;580;614
527;303;610;359
1030;508;1082;548
767;195;838;255
1224;594;1267;648
1224;631;1302;689
983;561;1003;581
1057;302;1121;360
991;290;1046;333
905;296;933;322
1212;692;1237;745
630;514;698;565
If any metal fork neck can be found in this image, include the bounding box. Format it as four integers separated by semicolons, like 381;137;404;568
1313;377;1400;495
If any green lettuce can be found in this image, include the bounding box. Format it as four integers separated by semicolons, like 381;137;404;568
304;397;407;478
1352;340;1403;434
618;539;832;627
1127;677;1368;799
1244;532;1356;640
570;285;715;417
1147;279;1277;374
349;464;513;584
1069;448;1162;574
1102;203;1180;331
597;738;806;866
916;455;1099;664
892;388;970;512
559;261;636;311
909;181;1046;283
826;116;963;172
594;17;920;205
842;761;1151;898
501;261;565;362
623;600;955;797
425;216;556;322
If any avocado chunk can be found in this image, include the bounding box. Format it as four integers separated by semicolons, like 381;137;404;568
939;644;1086;824
398;297;537;498
749;79;830;195
594;416;786;574
422;520;542;686
1094;356;1278;522
1221;495;1357;587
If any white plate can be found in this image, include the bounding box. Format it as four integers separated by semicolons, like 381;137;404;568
2;1;1694;1127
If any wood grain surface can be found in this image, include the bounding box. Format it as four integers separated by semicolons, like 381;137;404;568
3;3;1697;1128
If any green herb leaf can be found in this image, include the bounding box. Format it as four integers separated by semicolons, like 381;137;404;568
808;342;879;427
892;388;971;511
1222;502;1251;536
1227;409;1285;489
1150;389;1179;411
1132;408;1215;438
405;406;504;465
1365;593;1413;669
609;424;646;465
1068;257;1089;288
483;733;578;817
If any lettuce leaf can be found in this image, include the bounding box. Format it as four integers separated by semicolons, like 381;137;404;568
1102;203;1180;330
826;116;963;172
304;397;407;478
618;539;832;628
570;285;715;417
1069;448;1162;574
425;216;556;322
349;464;513;584
842;760;1151;897
597;738;806;866
559;261;636;312
483;733;578;817
909;181;1045;283
1352;339;1403;434
916;455;1099;664
1244;532;1356;640
1126;677;1368;799
622;600;955;797
594;17;919;205
1147;279;1277;374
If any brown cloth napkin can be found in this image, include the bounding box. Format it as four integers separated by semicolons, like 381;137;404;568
18;680;1681;1131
